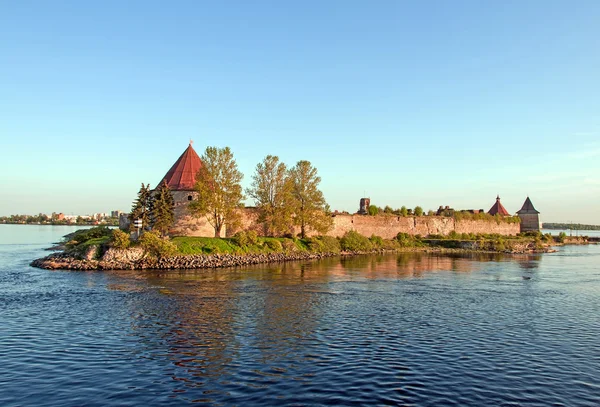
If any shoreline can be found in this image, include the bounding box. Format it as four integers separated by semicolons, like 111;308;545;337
30;245;556;272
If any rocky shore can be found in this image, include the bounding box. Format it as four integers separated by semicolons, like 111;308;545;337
30;247;342;271
30;240;556;272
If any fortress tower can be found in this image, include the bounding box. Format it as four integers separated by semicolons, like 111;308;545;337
487;195;510;216
516;197;540;232
156;142;220;236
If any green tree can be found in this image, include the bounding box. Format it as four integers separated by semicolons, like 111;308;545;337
368;205;379;216
151;180;175;236
189;146;245;238
414;206;423;216
400;206;408;216
129;183;152;232
247;155;293;236
383;205;393;214
288;160;333;238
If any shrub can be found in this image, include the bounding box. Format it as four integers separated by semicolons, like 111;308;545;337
557;232;567;243
281;239;298;253
368;205;379;216
319;236;341;253
232;231;248;247
110;229;131;249
246;230;259;245
340;230;373;252
369;234;384;248
396;232;421;247
306;237;324;252
65;226;113;247
414;206;423;217
384;206;393;214
139;231;177;258
400;206;408;216
265;239;283;252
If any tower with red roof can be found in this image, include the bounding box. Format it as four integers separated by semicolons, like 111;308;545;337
487;195;510;216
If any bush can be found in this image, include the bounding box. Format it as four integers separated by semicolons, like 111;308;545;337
340;230;373;252
65;226;113;247
110;229;131;249
281;239;298;253
246;230;259;245
414;206;423;217
319;236;341;253
232;231;248;247
370;234;384;248
306;237;324;252
396;232;421;247
557;232;567;243
368;205;379;216
265;239;283;252
139;231;177;258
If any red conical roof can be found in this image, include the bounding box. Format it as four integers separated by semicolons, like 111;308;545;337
159;143;203;191
488;195;510;216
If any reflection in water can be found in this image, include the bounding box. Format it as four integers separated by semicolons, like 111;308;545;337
3;245;599;406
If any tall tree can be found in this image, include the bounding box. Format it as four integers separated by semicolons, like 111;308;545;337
189;146;244;238
247;155;293;236
129;183;152;232
288;160;332;238
150;180;175;236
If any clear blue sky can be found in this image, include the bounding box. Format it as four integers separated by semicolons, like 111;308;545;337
1;1;599;223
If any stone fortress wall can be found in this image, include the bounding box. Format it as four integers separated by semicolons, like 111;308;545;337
168;207;520;238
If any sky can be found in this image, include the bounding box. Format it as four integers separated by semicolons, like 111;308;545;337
1;1;599;224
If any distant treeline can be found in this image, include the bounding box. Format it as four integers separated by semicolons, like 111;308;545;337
543;223;600;231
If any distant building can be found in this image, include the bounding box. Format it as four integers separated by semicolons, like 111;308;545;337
487;195;510;216
517;197;540;232
358;198;370;214
436;206;455;216
111;210;122;218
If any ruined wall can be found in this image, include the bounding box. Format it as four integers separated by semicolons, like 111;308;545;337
170;203;519;238
327;215;518;239
454;219;520;235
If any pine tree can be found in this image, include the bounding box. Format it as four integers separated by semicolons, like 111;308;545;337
129;183;152;232
288;160;332;238
189;146;244;238
150;180;175;236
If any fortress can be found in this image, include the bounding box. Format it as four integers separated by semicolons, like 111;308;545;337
124;143;540;238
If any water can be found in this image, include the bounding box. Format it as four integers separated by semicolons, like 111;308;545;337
1;225;599;406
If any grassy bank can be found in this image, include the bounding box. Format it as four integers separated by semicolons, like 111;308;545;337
59;227;556;261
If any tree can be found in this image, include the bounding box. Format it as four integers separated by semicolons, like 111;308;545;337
400;206;408;216
189;146;244;238
129;183;152;232
383;205;393;214
368;205;379;216
288;160;333;238
150;180;175;236
247;155;293;236
414;206;423;216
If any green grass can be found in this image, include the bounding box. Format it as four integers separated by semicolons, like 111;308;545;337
171;236;311;255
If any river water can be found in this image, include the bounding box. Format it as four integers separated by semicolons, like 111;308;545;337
1;225;599;406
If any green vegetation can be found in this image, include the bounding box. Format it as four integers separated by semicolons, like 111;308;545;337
109;229;131;249
128;183;152;232
340;230;373;251
247;155;332;237
288;160;333;238
453;211;521;224
139;230;178;258
151;180;175;236
189;146;245;237
543;223;600;231
247;155;294;236
414;206;423;217
0;214;119;226
368;205;379;216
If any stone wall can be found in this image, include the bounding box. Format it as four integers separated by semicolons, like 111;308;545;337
167;202;520;238
326;214;518;239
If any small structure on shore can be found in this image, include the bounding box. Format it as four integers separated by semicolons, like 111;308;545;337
517;197;540;232
488;195;510;216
